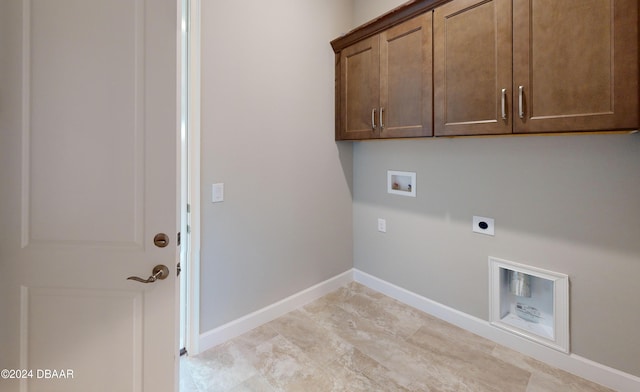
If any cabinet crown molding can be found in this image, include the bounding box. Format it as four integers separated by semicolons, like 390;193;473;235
330;0;451;53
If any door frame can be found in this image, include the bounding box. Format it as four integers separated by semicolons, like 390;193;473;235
184;0;202;357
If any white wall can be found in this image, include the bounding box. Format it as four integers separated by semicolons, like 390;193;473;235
198;0;354;332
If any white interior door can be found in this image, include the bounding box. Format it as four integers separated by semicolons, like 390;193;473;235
0;1;180;391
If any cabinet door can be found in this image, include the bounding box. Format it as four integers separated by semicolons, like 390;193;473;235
380;12;433;138
513;0;638;133
339;36;380;140
434;0;512;136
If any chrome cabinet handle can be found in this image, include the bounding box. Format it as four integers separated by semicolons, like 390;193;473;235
501;88;507;120
127;264;169;284
371;108;377;131
519;86;525;119
379;107;384;130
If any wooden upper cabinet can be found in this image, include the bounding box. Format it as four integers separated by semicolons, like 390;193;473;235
379;13;433;138
340;36;380;140
334;0;638;140
338;12;433;140
434;0;513;136
513;0;638;133
435;0;638;136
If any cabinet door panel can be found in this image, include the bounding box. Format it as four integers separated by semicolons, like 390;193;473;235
380;12;433;138
513;0;638;133
434;0;512;136
339;36;380;140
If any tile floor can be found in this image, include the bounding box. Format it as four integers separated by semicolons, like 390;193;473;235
180;282;612;392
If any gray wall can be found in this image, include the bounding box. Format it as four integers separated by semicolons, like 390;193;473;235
199;0;354;331
0;0;13;372
351;0;640;377
197;0;640;378
353;0;405;26
353;135;640;376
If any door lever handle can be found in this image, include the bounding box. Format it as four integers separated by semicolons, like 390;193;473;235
127;264;169;284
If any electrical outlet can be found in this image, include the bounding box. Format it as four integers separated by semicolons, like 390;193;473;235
472;216;494;236
377;218;387;233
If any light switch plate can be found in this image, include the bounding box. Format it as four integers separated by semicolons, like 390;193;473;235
377;218;387;233
212;183;224;203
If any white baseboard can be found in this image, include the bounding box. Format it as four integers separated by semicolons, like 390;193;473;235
353;268;640;392
198;269;353;354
